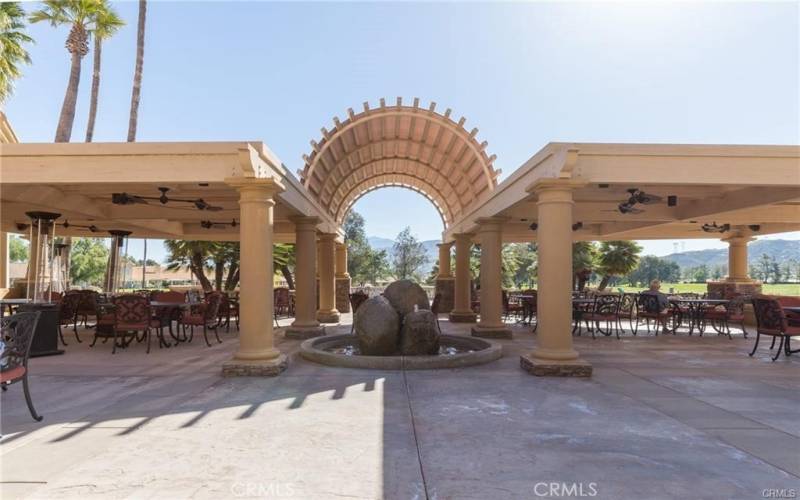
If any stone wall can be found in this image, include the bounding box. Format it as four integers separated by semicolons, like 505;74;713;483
706;281;762;299
336;277;351;313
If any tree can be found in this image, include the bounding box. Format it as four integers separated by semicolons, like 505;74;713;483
625;255;680;287
164;240;214;291
392;227;428;281
756;253;773;284
343;211;391;286
572;242;597;291
0;2;33;103
126;0;146;141
84;1;123;142
8;235;28;262
596;241;641;291
30;0;119;142
691;265;709;283
508;243;537;289
69;237;109;286
273;243;295;289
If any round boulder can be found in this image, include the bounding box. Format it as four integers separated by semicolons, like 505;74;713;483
383;280;430;317
400;309;440;355
354;296;400;356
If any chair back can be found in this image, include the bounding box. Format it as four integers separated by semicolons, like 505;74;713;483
46;291;63;302
274;287;291;308
638;293;662;314
113;294;151;327
203;292;224;322
186;290;202;304
725;296;746;317
152;291;185;303
619;293;636;315
1;312;41;374
77;290;100;314
431;293;443;315
349;291;369;314
593;293;620;315
752;295;787;334
60;292;82;321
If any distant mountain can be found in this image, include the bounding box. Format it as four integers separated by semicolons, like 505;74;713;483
662;239;800;268
367;236;440;274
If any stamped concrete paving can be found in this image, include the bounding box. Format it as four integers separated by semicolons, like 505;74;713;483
1;318;798;499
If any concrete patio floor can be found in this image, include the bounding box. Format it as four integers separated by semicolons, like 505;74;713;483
1;317;798;499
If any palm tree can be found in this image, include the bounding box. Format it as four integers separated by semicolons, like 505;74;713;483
84;2;123;142
596;240;642;291
572;242;597;291
164;240;215;291
29;0;116;142
0;2;33;103
126;0;146;142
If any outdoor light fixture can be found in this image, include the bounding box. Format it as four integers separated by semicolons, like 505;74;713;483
667;195;678;207
200;219;238;229
748;225;761;232
701;222;730;233
529;222;538;231
112;187;223;211
572;222;583;231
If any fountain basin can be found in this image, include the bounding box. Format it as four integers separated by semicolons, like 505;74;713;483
299;334;502;370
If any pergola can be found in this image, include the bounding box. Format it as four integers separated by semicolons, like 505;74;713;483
1;105;799;377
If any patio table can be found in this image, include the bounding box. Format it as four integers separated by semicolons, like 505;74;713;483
0;298;32;317
510;294;536;324
669;298;729;335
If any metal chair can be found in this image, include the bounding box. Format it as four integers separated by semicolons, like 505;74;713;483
616;293;638;336
58;291;82;345
706;296;747;339
636;293;674;335
750;295;800;361
1;312;43;421
112;294;153;354
583;294;621;339
180;292;223;347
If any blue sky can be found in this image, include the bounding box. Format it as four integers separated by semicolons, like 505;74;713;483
6;1;799;262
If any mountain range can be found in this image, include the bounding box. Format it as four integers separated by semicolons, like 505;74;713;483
367;236;800;273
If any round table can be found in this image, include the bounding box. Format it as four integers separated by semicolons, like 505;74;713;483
668;298;729;335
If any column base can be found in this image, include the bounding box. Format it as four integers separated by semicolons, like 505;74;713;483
449;310;477;323
317;309;340;324
285;324;325;339
519;353;592;377
222;354;288;377
471;325;512;339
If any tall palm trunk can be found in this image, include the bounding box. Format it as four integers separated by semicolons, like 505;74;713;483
127;0;146;142
55;51;82;142
85;36;102;142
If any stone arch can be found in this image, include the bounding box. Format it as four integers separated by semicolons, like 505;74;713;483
300;97;500;228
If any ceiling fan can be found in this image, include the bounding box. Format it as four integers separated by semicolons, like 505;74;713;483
617;188;664;214
701;222;731;233
112;187;223;211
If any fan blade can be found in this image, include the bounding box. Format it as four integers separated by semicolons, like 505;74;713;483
112;193;148;205
205;205;224;212
638;192;663;205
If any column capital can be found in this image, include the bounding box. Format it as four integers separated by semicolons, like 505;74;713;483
290;216;320;231
437;241;453;249
528;178;586;195
453;232;475;242
475;216;508;232
318;232;339;242
224;177;285;196
722;234;755;245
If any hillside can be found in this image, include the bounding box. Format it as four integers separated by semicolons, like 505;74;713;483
662;239;800;268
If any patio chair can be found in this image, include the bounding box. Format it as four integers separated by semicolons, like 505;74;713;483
430;293;443;333
216;293;234;333
583;293;621;339
1;311;43;421
706;295;747;339
180;292;223;347
349;291;369;334
776;296;800;327
616;293;638;336
274;287;291;326
522;290;538;332
502;290;525;322
636;293;673;335
76;290;101;327
750;295;800;361
57;291;83;345
151;291;185;338
112;294;153;354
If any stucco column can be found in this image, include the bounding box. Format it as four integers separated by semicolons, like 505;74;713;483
521;182;591;377
317;233;340;323
335;242;351;313
472;218;512;339
222;178;287;376
725;234;755;282
449;233;477;323
0;232;8;293
434;242;455;313
286;217;324;339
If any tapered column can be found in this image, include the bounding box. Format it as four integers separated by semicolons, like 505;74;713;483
286;217;324;339
317;233;340;323
471;218;511;339
449;233;477;322
521;181;591;377
725;233;754;282
434;242;455;313
335;242;351;313
222;178;287;376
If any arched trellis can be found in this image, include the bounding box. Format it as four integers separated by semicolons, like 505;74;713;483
300;98;500;228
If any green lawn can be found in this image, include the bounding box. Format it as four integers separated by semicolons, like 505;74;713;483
615;282;800;296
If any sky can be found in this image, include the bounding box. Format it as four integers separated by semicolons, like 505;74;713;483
5;1;799;262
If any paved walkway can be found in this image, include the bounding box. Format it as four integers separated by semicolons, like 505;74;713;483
2;317;798;499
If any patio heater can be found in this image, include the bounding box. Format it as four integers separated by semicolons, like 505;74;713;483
106;230;132;293
52;242;70;293
19;211;64;357
24;211;61;302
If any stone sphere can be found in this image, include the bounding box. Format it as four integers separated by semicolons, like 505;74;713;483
354;296;400;356
383;280;430;317
400;309;440;355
